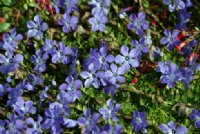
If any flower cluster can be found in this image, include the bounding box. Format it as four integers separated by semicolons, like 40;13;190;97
88;0;111;32
0;0;199;133
156;61;193;88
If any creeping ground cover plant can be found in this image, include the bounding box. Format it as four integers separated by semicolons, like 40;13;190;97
0;0;200;133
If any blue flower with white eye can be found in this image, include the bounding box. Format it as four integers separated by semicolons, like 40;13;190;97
0;28;23;54
156;61;181;88
127;12;149;35
131;110;148;133
58;13;78;33
189;109;200;128
0;52;23;74
115;45;140;71
80;63;104;88
78;108;101;133
88;13;108;32
27;15;48;40
160;29;180;51
26;115;44;134
158;121;188;134
99;99;121;122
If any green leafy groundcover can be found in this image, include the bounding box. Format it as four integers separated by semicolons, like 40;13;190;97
0;0;200;133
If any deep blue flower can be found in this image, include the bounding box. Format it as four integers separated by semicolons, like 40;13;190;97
52;42;72;64
176;9;191;30
88;13;108;32
160;29;180;51
53;0;78;14
86;43;114;70
7;84;23;106
0;28;23;54
80;63;104;88
26;115;44;134
0;52;23;74
59;75;82;101
131;110;148;133
23;74;43;91
58;13;78;33
156;61;181;88
180;39;198;56
103;85;118;96
78;108;101;133
189;109;200;128
158;121;188;134
4;114;25;134
127;12;149;35
88;0;111;15
132;38;150;59
27;15;48;40
31;49;48;73
101;123;123;134
44;102;72;133
0;120;6;133
115;45;140;71
162;0;185;12
42;39;57;57
185;55;200;71
99;99;121;122
39;86;49;102
0;84;4;97
105;63;126;85
12;98;36;116
57;91;74;104
179;67;193;89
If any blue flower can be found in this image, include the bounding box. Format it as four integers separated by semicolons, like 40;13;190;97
31;49;48;73
86;43;114;70
156;61;181;88
80;63;104;88
12;98;36;116
52;42;72;64
132;38;150;59
185;54;200;71
101;123;123;134
0;28;23;54
99;99;121;122
158;121;188;134
176;9;191;30
42;39;57;57
27;15;48;40
189;109;200;128
44;103;64;133
59;75;82;101
26;115;44;134
179;67;193;89
23;74;43;91
131;110;148;133
53;0;78;14
162;0;185;12
160;29;180;51
105;64;126;85
58;13;78;33
88;13;108;32
0;52;23;74
4;114;25;134
115;45;140;71
127;12;149;35
78;108;101;133
180;39;198;56
88;0;111;15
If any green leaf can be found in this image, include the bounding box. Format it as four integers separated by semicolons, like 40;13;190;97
0;22;10;32
142;0;149;8
2;0;16;6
